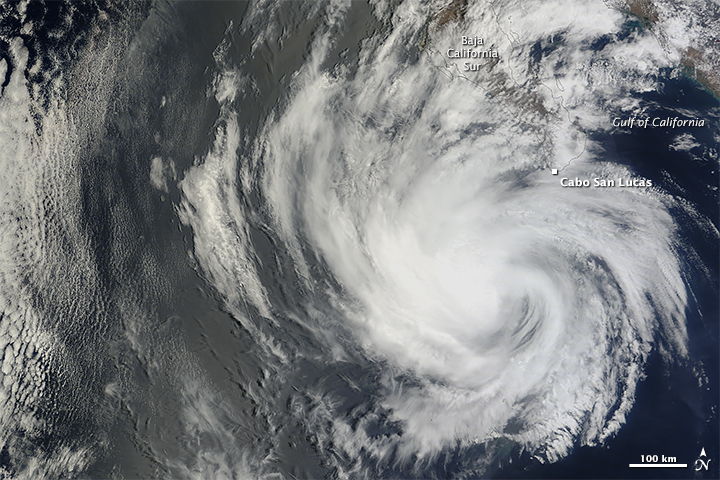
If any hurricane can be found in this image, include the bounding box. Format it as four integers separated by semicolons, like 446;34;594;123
0;0;718;478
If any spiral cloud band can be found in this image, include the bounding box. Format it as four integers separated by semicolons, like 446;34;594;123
0;0;715;477
175;0;708;474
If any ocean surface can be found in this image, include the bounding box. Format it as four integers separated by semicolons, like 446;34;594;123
0;1;718;479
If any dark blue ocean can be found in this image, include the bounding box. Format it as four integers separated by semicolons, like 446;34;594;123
503;78;720;479
0;2;718;479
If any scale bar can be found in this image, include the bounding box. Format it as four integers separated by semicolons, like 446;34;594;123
629;464;687;468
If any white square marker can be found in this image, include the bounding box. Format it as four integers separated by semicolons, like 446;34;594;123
551;168;558;175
